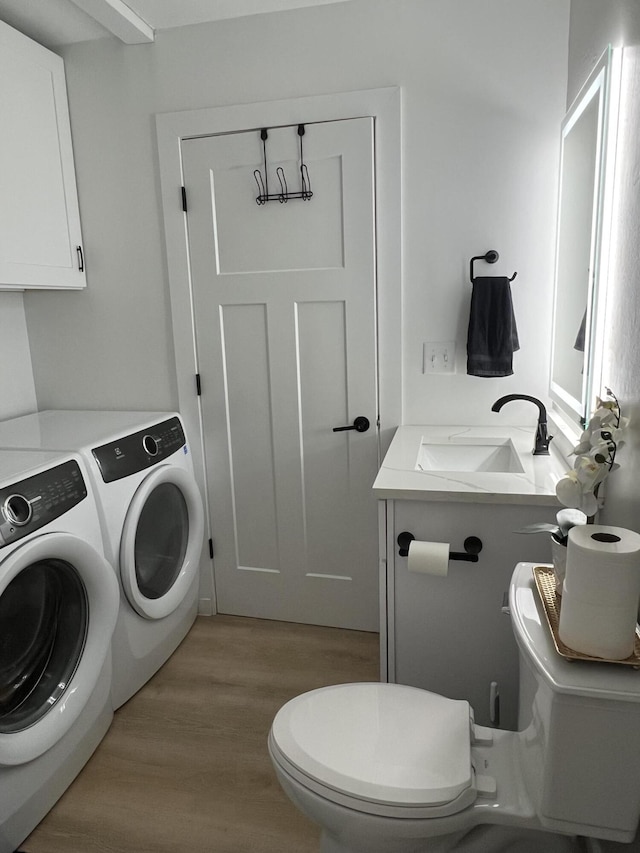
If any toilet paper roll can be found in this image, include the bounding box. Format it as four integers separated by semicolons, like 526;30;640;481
558;596;637;660
407;540;450;576
559;525;640;660
563;525;640;605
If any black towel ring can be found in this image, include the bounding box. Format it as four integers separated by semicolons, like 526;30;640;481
470;250;517;284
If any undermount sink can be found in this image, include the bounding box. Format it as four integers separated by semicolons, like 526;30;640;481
415;439;524;474
373;425;564;502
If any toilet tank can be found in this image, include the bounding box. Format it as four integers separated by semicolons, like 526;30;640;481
510;563;640;844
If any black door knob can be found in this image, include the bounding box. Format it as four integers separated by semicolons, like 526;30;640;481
333;416;370;433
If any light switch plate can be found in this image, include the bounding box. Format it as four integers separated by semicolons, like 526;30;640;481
423;341;456;373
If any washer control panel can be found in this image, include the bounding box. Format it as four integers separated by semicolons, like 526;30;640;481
0;459;87;548
92;416;186;483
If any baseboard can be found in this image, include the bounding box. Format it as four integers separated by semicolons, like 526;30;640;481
198;597;213;615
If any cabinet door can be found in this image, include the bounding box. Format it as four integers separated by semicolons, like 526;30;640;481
389;500;558;729
0;21;85;289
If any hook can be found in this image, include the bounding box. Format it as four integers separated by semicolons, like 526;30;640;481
300;163;312;200
254;128;270;204
276;167;288;203
254;169;266;205
298;124;313;200
470;250;517;284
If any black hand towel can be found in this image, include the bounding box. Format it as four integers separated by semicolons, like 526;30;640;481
466;276;520;377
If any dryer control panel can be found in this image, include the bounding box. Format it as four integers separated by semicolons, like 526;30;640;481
92;416;186;483
0;459;87;548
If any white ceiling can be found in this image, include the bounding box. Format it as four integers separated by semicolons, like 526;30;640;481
0;0;352;48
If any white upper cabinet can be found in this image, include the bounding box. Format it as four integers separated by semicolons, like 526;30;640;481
0;20;86;289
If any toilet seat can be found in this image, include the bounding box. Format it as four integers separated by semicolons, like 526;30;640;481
269;682;479;819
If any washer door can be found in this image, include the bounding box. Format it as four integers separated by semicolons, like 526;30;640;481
0;532;118;766
120;465;204;620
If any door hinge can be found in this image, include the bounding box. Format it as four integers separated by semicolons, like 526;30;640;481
208;538;214;559
181;186;188;212
195;373;202;395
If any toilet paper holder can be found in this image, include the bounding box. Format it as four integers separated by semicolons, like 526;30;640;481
397;532;483;561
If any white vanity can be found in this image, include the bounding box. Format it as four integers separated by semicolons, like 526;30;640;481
374;425;567;729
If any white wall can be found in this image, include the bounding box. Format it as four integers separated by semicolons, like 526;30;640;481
22;0;569;427
567;0;640;535
0;293;37;419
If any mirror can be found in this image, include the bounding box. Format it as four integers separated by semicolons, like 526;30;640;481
549;46;619;425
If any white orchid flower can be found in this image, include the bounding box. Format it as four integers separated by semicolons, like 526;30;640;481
578;491;600;516
557;392;626;519
555;474;583;508
588;415;604;432
574;455;608;489
555;473;599;515
572;429;610;455
605;418;629;444
594;399;619;421
571;430;593;455
585;438;614;461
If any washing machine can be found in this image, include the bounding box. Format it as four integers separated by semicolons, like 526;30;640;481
0;448;118;853
0;411;205;710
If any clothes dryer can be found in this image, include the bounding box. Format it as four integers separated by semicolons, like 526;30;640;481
0;449;118;853
0;411;205;709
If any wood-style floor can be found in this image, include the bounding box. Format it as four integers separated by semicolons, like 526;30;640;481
22;615;379;853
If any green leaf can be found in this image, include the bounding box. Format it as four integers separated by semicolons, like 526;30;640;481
514;522;560;535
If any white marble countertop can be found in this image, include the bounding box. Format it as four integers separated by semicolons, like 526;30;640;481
373;425;568;505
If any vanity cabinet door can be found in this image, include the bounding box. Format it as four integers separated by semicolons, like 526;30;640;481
388;499;557;729
0;20;86;290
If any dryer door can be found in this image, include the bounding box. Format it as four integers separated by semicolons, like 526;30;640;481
0;532;118;766
120;465;204;620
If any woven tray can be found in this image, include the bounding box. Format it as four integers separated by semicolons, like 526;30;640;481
532;566;640;667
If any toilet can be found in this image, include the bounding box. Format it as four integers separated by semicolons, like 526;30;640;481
268;562;640;853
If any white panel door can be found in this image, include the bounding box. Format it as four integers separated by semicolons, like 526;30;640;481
182;118;379;630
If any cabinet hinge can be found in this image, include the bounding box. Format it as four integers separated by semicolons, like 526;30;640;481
208;538;214;559
181;186;188;212
195;373;202;395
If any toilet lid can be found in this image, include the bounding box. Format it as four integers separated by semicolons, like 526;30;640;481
271;683;474;809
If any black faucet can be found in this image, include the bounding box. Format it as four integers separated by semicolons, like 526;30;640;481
491;394;553;456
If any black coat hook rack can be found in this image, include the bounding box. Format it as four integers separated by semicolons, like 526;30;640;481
470;250;517;284
254;124;313;205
